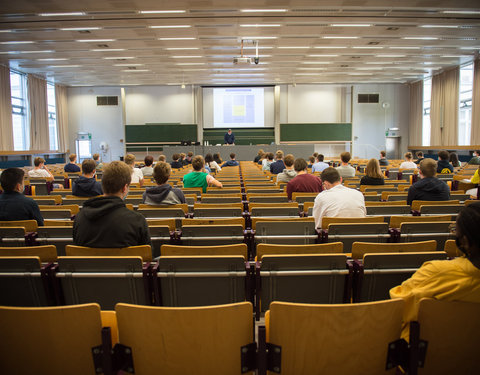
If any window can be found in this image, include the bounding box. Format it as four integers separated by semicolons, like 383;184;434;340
10;71;29;150
47;83;58;150
458;64;473;146
422;78;432;146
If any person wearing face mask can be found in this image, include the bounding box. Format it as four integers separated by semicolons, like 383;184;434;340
0;168;44;226
390;201;480;339
73;161;151;248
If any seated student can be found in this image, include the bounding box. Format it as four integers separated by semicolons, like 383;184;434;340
72;159;103;197
307;156;315;169
179;153;186;165
257;152;266;165
0;168;44;226
468;150;480;165
124;153;144;186
213;153;223;165
335;152;356;178
64;154;81;173
93;153;103;169
406;158;450;205
170;153;183;169
312;167;366;229
311;154;329;173
73;161;151;248
183;155;223;193
286;158;323;200
390;201;480;339
141;155;154;177
360;158;385;186
437;150;454;174
183;152;193;166
464;165;480;199
221;153;240;167
205;153;221;172
143;162;186;205
270;150;286;174
254;149;264;163
449;152;460;168
414;151;424;165
158;155;166;162
276;154;297;183
400;152;418;169
28;157;53;180
262;152;274;171
379;150;389;166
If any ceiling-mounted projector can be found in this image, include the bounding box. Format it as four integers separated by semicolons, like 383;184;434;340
233;56;253;64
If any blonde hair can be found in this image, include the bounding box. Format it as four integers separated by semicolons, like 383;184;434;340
365;158;384;179
68;154;76;162
102;161;131;194
404;152;413;160
124;154;135;166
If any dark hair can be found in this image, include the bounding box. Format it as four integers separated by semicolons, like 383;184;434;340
267;152;274;161
192;155;204;171
230;153;236;160
284;154;295;167
317;154;324;162
438;150;449;161
380;150;386;157
456;202;480;268
34;157;45;167
321;167;341;184
187;152;193;157
172;153;180;161
81;159;96;175
102;161;131;194
144;155;154;166
294;158;307;172
308;156;315;164
417;151;424;158
419;158;437;178
0;168;24;192
153;161;171;185
213;153;222;163
69;153;77;162
205;153;214;163
93;153;100;161
340;152;351;163
449;152;460;167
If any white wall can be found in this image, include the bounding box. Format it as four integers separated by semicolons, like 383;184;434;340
67;87;124;162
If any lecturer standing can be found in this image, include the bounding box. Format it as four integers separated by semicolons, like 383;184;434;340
224;129;235;145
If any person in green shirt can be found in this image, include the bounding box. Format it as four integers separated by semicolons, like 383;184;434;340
468;150;480;165
182;155;223;193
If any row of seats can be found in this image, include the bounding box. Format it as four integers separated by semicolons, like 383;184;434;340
0;298;477;374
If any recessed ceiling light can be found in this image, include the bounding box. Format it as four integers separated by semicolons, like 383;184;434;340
90;49;125;52
149;25;191;28
331;24;371;27
241;36;277;39
376;54;406;57
0;41;34;44
60;27;101;31
158;37;196;40
442;10;480;15
240;24;281;27
240;9;287;13
37;58;69;61
76;39;115;42
307;54;338;57
176;63;206;65
278;46;310;49
323;36;359;39
314;46;347;49
170;56;202;58
103;56;135;59
139;10;186;14
403;37;438;40
114;63;145;66
420;25;459;28
165;47;199;50
50;65;82;67
0;30;12;33
121;69;150;72
39;12;86;16
16;50;53;54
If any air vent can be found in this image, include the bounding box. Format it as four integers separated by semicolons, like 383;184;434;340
97;96;118;106
358;94;379;103
368;41;380;45
387;27;399;31
96;44;109;48
78;30;91;34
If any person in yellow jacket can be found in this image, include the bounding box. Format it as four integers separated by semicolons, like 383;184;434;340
390;201;480;339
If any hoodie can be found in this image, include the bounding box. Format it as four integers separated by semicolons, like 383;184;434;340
276;169;298;183
407;177;450;206
142;184;186;205
73;196;151;248
437;160;454;174
72;176;103;197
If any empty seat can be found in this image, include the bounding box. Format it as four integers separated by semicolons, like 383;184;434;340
0;219;38;232
254;220;318;246
193;207;243;218
250;206;300;218
138;207;187;219
161;243;247;258
65;244;152;262
39;209;72;220
0;227;26;246
36;226;73;256
419;204;464;216
256;242;343;260
351;240;438;259
325;223;391;253
399;221;454;250
366;205;411;216
149;225;172;258
0;245;57;263
180;224;245;246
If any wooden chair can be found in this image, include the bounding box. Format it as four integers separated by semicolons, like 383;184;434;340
366;205;411;216
251;216;314;231
247;194;289;204
39;204;80;215
321;216;384;229
182;217;245;229
65;244;152;262
138;203;188;214
419;204;464;216
200;195;243;204
0;303;103;374
254;220;318;246
413;299;480;375
0;245;57;263
115;302;254;374
365;200;408;206
351;240;437;259
180;224;245;246
0;220;38;232
0;227;26;246
193;202;244;210
43;219;74;227
147;218;176;231
261;299;404;375
443;239;462;258
389;215;452;229
256;242;343;260
39;209;72;220
411;200;460;211
161;243;248;258
399;222;454;251
193;207;243;218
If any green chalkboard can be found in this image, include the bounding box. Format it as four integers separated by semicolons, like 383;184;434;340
280;123;352;142
125;124;197;143
203;128;274;145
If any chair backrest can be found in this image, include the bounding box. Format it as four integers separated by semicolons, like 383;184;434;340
321;216;383;229
399;221;454;250
247;195;289;204
57;256;148;309
193;202;244;210
138;207;186;219
327;223;390;253
266;299;404;374
138;203;188;214
366;205;411;216
161;243;247;258
200;196;243;204
182;217;245;229
443;239;462;258
0;245;57;263
65;244;152;262
250;206;300;217
43;219;74;227
39;209;72;220
365;200;408;206
351;240;437;259
115;302;253;374
419;204;464;216
389;215;452;229
146;218;176;231
0;220;38;232
416;298;480;375
251;216;314;230
193;207;243;218
179;225;246;246
256;242;343;260
0;303;102;374
0;227;26;246
255;220;318;245
411;200;460;211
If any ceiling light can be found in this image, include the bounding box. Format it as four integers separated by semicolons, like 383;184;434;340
114;63;145;66
139;10;186;14
460;47;479;50
0;41;34;44
149;25;191;29
301;61;331;64
121;69;150;72
403;37;438;40
307;54;338;57
240;9;287;13
90;49;125;52
158;37;196;40
39;12;86;16
314;46;347;49
352;46;383;49
323;36;359;39
420;25;459;28
442;10;480;15
389;46;421;49
376;54;406;57
103;56;134;59
76;39;115;42
181;84;186;89
240;24;281;27
50;65;82;67
278;46;310;49
241;36;277;39
170;56;202;58
60;27;101;31
176;63;206;65
37;58;69;61
0;30;12;33
16;50;53;54
331;24;371;27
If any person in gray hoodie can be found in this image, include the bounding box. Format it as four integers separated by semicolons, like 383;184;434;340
407;158;450;206
276;154;297;183
72;159;103;197
143;161;186;205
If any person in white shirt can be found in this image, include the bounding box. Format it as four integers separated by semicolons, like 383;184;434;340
335;151;356;178
205;153;221;172
312;167;366;229
28;157;54;179
311;154;330;173
140;155;154;177
124;153;144;186
399;152;418;170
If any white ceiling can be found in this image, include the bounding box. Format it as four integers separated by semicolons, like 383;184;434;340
0;1;479;87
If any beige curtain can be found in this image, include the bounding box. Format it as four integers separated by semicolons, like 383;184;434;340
408;80;423;146
472;59;480;145
430;67;459;146
0;65;14;150
28;74;49;150
55;84;69;152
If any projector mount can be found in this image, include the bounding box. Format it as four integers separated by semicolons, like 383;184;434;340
233;39;259;65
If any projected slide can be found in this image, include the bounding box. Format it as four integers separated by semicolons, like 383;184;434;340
213;88;265;128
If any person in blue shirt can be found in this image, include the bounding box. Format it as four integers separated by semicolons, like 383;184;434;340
270;150;286;174
311;154;330;173
224;129;235;145
0;168;44;226
222;153;239;167
64;153;81;173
